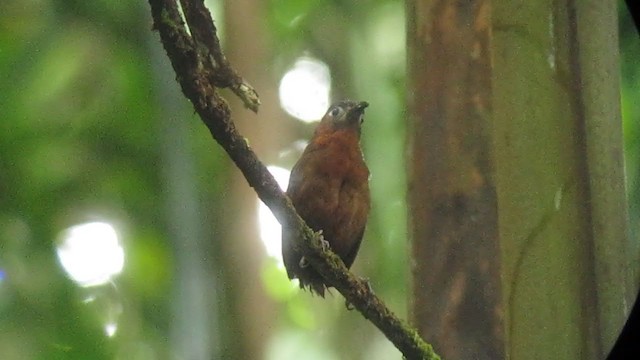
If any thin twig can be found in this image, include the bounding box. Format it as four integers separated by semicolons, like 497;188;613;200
147;0;440;359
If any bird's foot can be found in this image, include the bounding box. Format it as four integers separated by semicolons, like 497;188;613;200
317;231;330;251
299;231;328;269
299;256;309;268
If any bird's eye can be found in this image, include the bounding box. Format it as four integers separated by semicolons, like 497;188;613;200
329;107;341;118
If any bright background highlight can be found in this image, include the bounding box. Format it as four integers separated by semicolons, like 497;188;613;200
278;57;331;122
56;221;125;287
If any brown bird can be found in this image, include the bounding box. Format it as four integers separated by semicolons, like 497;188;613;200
282;100;371;296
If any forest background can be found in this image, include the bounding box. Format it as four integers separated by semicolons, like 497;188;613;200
0;1;638;359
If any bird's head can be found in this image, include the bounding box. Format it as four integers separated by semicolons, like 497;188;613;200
316;100;369;137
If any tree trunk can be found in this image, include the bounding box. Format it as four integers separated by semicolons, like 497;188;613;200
406;1;504;359
493;1;633;358
407;0;635;359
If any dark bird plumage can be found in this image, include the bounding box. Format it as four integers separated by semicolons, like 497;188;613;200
282;100;371;296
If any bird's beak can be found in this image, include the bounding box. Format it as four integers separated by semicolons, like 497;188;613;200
348;101;368;122
355;101;369;113
350;101;368;125
349;101;369;120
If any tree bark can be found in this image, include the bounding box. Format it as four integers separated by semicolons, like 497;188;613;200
407;1;504;359
407;0;634;359
493;0;634;358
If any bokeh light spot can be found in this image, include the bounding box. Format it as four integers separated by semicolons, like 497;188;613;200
57;221;124;287
105;321;118;337
258;166;291;263
279;57;331;122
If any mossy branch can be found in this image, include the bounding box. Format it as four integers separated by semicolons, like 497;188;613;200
147;0;440;358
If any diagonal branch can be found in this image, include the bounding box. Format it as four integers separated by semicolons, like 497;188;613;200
178;0;260;112
147;0;440;359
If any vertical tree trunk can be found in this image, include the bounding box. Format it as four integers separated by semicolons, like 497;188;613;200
406;1;504;359
493;1;633;358
408;0;634;359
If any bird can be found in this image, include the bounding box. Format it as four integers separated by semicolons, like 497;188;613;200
282;100;371;296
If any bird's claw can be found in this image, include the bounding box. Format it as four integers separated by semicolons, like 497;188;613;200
299;231;328;269
299;256;309;268
317;231;330;251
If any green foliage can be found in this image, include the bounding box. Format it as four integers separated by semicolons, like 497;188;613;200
0;0;177;357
